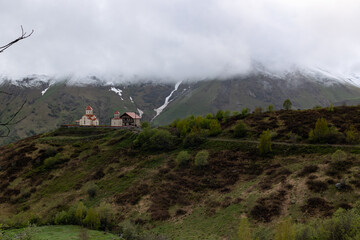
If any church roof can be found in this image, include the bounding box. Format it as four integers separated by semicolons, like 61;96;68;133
86;105;93;110
114;110;120;114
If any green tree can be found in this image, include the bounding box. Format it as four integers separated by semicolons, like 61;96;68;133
194;150;209;167
215;110;224;121
258;129;272;155
149;129;174;150
273;218;295;240
283;99;292;110
308;118;329;142
267;104;274;112
176;151;191;166
241;108;249;117
238;217;252;240
328;103;334;112
97;202;114;230
234;121;247;138
209;120;222;136
346;125;359;144
141;122;150;129
205;113;214;119
83;207;100;230
75;202;87;225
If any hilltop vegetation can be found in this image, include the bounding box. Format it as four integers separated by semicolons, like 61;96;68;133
1;105;360;239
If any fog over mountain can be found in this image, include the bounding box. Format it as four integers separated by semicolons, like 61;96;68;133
1;0;360;82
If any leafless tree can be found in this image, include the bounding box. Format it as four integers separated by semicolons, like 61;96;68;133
0;26;34;54
0;26;34;137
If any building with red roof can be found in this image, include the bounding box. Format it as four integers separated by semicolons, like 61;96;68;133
111;110;122;126
120;112;141;127
78;105;99;126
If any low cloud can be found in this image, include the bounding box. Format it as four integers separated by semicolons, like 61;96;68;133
0;0;360;82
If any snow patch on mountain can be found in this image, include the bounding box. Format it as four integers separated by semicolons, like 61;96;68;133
110;87;124;100
130;96;134;103
137;108;144;118
152;81;182;121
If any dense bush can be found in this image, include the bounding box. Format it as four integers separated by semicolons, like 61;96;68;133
194;150;209;167
134;128;175;151
87;184;98;198
258;129;272;155
83;207;100;230
176;151;191;166
215;110;224;121
268;105;274;112
183;133;205;148
346;125;359;144
234;121;247;138
209;120;222;136
241;108;249;117
308;118;342;143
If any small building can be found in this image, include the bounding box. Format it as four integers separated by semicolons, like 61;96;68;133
111;110;122;126
120;112;141;127
79;106;99;126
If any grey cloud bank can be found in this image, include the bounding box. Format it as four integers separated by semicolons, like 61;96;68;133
0;0;360;82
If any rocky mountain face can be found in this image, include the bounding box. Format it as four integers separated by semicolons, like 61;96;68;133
1;68;360;145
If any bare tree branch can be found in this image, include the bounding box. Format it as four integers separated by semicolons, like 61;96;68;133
0;26;33;137
0;26;34;53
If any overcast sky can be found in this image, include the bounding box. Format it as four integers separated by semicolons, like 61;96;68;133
0;0;360;81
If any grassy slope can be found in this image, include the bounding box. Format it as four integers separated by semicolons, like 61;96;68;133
4;225;121;240
1;107;360;239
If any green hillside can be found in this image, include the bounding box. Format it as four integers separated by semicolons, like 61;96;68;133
2;106;360;239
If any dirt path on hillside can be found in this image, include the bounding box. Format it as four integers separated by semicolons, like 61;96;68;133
209;137;360;148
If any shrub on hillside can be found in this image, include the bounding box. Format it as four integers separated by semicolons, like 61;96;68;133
75;202;87;225
149;129;174;150
134;128;175;150
268;104;274;112
234;121;247;138
83;207;100;230
176;151;191;166
273;218;295;240
194;150;209;167
183;133;205;148
209;120;222;136
283;99;292;110
241;108;249;117
328;103;334;112
141;122;150;129
87;184;98;198
215;110;224;121
97;202;114;231
237;217;252;240
258;129;272;155
331;150;347;162
346;125;359;144
308;118;343;143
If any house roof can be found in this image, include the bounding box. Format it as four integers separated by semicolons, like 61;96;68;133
121;112;141;119
86;105;93;110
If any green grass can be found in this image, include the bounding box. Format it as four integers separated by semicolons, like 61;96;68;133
151;204;244;240
4;225;122;240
